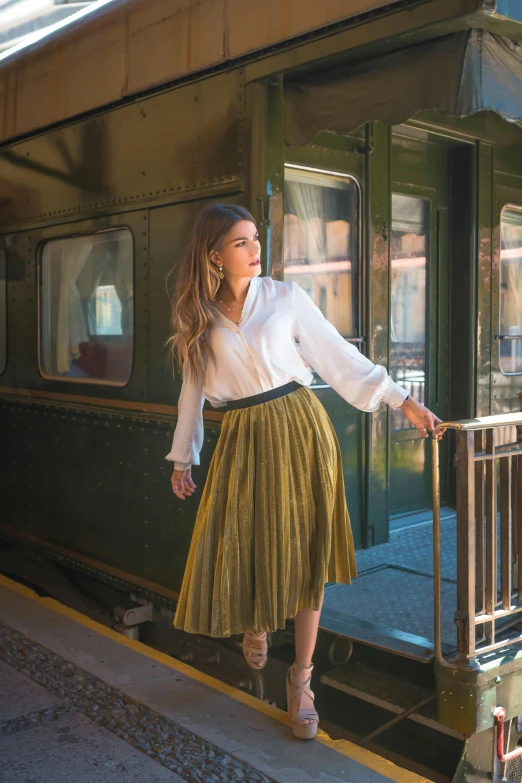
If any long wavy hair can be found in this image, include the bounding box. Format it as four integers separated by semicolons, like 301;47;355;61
167;203;257;385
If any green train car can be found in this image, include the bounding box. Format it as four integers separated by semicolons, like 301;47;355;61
1;0;522;778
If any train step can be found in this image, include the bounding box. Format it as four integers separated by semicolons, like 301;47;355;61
319;606;457;662
321;660;464;741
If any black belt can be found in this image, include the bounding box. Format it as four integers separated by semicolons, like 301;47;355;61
221;381;303;411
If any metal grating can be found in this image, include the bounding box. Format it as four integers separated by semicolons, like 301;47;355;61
324;566;457;647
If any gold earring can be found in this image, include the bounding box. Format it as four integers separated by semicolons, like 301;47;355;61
210;256;224;280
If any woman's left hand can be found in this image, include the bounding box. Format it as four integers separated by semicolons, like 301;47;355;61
400;397;446;440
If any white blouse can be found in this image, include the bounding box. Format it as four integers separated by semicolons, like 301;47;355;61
166;275;408;470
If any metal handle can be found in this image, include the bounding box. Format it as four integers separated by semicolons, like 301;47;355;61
494;706;522;762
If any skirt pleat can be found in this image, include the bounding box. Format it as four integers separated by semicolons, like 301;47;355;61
173;384;357;638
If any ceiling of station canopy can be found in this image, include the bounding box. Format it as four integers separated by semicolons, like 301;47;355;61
0;0;104;56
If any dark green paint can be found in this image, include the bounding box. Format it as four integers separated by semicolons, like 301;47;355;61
245;79;285;279
0;396;194;589
476;142;494;417
365;122;392;546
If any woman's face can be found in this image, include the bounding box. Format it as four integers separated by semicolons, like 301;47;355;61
212;220;261;280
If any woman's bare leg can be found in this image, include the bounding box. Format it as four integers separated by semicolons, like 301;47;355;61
294;592;324;667
290;590;324;724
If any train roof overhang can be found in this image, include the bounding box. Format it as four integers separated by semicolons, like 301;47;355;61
0;0;519;147
282;10;522;146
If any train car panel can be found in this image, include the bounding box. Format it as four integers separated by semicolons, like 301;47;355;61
0;0;416;143
126;0;226;94
225;0;405;58
0;395;188;591
0;69;245;232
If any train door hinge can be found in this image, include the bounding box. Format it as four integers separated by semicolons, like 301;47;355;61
257;195;271;226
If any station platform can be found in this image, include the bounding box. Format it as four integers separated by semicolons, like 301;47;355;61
0;575;431;783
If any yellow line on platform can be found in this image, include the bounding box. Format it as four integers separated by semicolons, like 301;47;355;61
0;573;434;783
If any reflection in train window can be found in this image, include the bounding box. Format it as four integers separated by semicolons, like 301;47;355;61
39;229;134;385
283;164;360;386
500;207;522;375
0;250;5;374
95;285;123;335
390;194;428;432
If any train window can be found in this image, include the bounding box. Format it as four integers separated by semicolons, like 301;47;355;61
0;249;5;374
500;207;522;375
389;194;429;431
283;164;360;386
39;229;134;385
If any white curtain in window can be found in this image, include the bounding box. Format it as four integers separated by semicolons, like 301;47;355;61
390;196;428;345
112;237;133;335
285;180;327;265
56;242;94;374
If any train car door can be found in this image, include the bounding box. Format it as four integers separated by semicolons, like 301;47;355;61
388;127;451;524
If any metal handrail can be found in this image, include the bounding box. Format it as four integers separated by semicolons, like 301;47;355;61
431;412;522;670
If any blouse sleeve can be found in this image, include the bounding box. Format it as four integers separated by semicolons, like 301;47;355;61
291;281;408;412
165;366;206;471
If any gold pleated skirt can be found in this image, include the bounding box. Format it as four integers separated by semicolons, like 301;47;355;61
173;384;357;638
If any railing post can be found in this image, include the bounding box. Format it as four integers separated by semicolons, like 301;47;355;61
500;455;513;610
485;429;497;647
501;391;522;688
455;430;476;661
513;422;522;604
475;431;485;647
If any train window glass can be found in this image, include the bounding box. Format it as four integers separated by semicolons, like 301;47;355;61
389;194;428;431
283;164;360;387
0;249;5;374
39;229;134;385
500;207;522;375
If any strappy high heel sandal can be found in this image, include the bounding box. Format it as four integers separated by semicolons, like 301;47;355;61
241;630;268;670
286;661;319;740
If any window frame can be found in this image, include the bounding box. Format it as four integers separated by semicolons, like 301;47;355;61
498;203;522;377
283;162;363;390
37;225;135;387
389;190;431;430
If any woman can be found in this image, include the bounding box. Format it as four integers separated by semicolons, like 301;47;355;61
166;203;445;740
